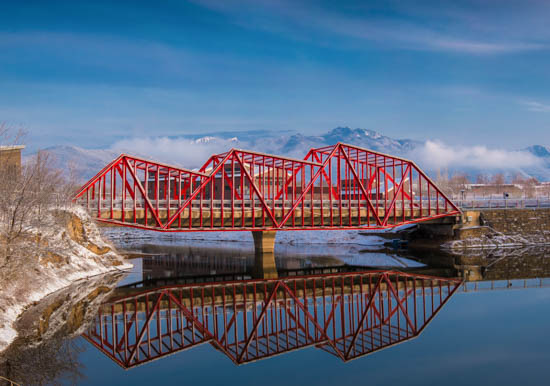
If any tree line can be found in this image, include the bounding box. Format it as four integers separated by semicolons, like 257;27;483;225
435;169;547;199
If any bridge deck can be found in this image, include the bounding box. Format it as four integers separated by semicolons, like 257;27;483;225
87;198;453;230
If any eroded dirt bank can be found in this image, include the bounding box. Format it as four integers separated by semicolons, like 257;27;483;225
0;207;132;353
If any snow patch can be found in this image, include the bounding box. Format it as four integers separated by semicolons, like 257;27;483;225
0;206;131;353
442;232;550;250
101;227;389;248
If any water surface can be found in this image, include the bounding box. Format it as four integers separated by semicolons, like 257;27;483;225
2;240;550;386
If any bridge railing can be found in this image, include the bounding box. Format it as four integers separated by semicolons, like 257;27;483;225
74;144;460;231
84;197;454;212
455;198;550;209
462;277;550;292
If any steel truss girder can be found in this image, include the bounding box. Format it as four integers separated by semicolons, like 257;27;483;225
74;143;460;231
83;270;462;368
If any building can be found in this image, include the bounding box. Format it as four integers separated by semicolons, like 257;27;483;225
0;145;25;175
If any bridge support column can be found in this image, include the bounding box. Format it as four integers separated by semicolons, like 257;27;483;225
252;252;278;279
251;231;277;254
251;231;277;279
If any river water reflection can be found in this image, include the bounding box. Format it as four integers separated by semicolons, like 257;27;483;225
2;241;550;385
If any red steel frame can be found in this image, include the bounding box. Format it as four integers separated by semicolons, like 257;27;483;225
73;143;460;231
83;270;462;368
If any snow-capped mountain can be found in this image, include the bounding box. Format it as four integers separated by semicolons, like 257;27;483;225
526;145;550;159
269;127;420;158
524;145;550;181
38;145;120;180
38;127;422;180
33;127;550;182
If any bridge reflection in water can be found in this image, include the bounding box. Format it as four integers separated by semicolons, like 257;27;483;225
83;271;461;368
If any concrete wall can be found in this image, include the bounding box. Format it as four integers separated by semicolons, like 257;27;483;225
415;247;550;281
479;208;550;235
450;208;550;249
409;208;550;250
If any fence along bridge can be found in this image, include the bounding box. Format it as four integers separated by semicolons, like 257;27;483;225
74;143;459;244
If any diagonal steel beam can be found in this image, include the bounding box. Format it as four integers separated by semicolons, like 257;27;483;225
382;164;411;225
379;167;412;201
163;151;235;229
310;151;339;199
344;275;384;359
234;153;279;228
279;145;340;228
223;169;242;200
115;164;136;200
382;274;416;333
274;164;303;200
278;281;330;342
339;145;382;226
237;282;281;362
126;292;165;365
123;157;163;227
73;155;125;199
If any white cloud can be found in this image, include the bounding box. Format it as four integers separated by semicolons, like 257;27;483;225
425;39;544;54
411;140;541;170
109;136;241;170
522;100;550;112
110;135;543;176
189;0;547;55
110;134;543;173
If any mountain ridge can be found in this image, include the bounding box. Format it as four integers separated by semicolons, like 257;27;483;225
32;127;550;182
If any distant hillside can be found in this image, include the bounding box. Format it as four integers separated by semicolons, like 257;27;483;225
35;127;550;183
40;145;120;180
523;145;550;181
175;127;420;159
526;145;550;158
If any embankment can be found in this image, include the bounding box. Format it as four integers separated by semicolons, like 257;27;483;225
0;206;132;353
0;272;125;385
409;208;550;251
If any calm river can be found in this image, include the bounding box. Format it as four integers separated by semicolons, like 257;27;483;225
2;237;550;386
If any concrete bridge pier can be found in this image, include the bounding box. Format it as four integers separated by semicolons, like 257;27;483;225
251;231;278;279
252;231;277;254
252;251;278;279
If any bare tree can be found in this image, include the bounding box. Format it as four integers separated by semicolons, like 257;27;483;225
0;333;84;385
0;126;65;269
475;173;489;184
442;172;470;198
511;172;526;185
435;168;452;197
492;173;505;194
523;177;539;198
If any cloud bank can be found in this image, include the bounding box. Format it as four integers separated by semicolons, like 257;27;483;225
110;135;543;174
110;136;240;170
190;0;548;55
522;100;550;113
411;140;541;171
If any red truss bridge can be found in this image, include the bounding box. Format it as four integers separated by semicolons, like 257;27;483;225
74;143;460;234
83;270;462;368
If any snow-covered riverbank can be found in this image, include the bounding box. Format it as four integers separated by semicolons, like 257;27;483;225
0;207;132;353
101;226;396;249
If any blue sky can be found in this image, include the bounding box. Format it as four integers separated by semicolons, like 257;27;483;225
1;0;549;149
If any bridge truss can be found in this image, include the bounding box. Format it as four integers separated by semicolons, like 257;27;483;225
83;270;462;368
74;143;460;231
